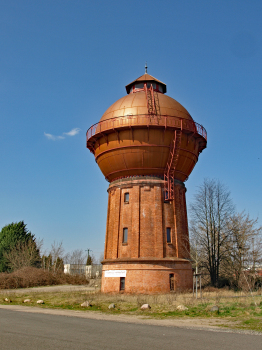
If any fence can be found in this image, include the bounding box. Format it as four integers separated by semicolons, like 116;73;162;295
86;114;207;143
64;264;102;279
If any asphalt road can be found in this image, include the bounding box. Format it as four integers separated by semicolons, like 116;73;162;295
0;308;261;350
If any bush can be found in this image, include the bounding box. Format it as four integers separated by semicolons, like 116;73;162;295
0;267;89;289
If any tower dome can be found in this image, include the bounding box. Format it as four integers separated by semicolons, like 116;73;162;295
87;73;206;185
100;87;192;121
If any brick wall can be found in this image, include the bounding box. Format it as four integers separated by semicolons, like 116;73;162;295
101;261;193;293
102;176;192;293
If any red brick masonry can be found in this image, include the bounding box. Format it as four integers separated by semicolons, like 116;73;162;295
101;176;193;293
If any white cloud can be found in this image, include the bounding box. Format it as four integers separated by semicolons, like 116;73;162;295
44;128;80;141
44;132;57;141
63;128;81;136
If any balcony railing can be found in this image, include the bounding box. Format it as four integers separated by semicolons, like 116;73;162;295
86;114;207;143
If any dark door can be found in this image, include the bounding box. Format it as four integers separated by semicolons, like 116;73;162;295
169;274;174;291
120;277;125;291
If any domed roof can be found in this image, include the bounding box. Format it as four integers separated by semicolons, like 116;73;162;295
100;73;192;122
100;91;192;122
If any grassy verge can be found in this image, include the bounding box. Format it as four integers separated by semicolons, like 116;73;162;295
1;288;262;332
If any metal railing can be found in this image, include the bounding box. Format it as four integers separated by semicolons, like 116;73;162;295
86;114;207;143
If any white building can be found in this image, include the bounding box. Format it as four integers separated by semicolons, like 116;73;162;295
64;264;102;278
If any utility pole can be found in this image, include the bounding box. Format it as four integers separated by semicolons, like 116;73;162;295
252;237;255;272
193;249;202;299
86;249;92;258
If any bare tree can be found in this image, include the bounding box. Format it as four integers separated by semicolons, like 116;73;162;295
4;240;41;271
41;254;53;271
223;212;262;289
187;234;205;272
189;179;235;287
99;252;104;264
35;238;44;256
64;249;87;265
50;241;65;272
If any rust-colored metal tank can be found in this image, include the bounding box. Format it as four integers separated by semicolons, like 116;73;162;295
86;73;207;198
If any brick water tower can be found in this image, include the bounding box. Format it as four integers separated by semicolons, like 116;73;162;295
86;68;207;293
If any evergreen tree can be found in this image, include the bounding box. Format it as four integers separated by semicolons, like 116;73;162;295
86;255;93;265
0;221;39;272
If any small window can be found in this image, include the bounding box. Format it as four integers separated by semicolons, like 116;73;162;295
124;192;129;203
166;227;171;243
164;190;169;202
158;84;163;93
123;228;128;243
147;82;156;89
120;277;125;291
135;83;144;90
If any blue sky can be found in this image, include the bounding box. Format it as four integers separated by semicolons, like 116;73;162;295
0;0;261;259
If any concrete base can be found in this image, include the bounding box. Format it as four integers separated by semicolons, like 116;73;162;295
101;259;193;294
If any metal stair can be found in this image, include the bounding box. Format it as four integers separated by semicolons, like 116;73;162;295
146;84;155;114
145;84;161;116
164;129;182;201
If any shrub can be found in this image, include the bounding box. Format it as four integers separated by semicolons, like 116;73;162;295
0;267;89;289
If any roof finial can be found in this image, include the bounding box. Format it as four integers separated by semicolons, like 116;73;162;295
145;62;148;74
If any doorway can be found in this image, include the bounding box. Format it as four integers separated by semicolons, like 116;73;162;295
120;277;125;291
169;273;174;291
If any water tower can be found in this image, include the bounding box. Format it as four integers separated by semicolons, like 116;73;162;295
86;69;207;293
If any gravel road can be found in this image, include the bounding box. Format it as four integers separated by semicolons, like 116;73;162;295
0;284;95;294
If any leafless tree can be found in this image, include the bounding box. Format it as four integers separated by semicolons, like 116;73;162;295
99;252;104;264
4;240;41;271
64;249;87;265
35;238;44;256
187;234;205;272
50;241;65;272
222;212;262;289
189;179;235;287
41;254;53;271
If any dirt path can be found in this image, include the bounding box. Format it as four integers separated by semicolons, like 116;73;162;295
0;284;95;294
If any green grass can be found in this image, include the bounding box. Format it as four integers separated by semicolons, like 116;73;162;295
1;289;262;331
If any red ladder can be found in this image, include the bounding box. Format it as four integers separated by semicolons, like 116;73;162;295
164;129;182;201
145;84;155;114
145;84;161;116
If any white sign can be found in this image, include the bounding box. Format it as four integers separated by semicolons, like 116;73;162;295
104;270;126;277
